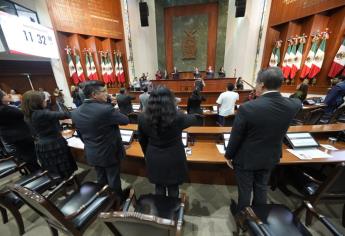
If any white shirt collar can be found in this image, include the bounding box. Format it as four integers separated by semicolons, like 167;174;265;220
262;90;280;95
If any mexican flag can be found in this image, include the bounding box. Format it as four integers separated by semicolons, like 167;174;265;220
67;52;79;85
286;43;296;79
75;52;85;82
106;53;115;83
290;42;304;79
101;54;109;83
85;52;92;80
282;44;292;79
308;38;326;79
328;39;345;78
300;40;319;78
118;54;125;83
115;53;120;82
269;46;280;67
89;52;98;80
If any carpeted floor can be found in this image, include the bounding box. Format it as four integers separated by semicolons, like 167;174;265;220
0;164;344;235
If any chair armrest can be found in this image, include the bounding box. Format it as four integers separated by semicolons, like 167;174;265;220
244;207;272;236
45;174;77;199
14;170;49;187
304;201;342;236
302;172;323;185
65;185;113;220
123;188;135;212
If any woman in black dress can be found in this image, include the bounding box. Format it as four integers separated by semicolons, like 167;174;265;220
22;90;77;178
187;89;206;115
138;86;200;197
0;90;40;172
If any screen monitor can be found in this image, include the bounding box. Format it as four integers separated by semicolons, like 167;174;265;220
285;132;319;149
120;129;134;145
132;104;140;110
212;105;218;112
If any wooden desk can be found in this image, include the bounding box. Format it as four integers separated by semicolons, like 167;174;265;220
151;77;236;92
118;123;345;135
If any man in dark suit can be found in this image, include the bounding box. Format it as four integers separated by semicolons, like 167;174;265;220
324;75;345;114
225;67;301;214
71;81;129;197
116;88;135;115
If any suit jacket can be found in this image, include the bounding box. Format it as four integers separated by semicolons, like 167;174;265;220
172;70;180;79
324;81;345;113
116;94;135;115
0;105;32;143
138;112;199;185
225;92;301;170
71;100;129;167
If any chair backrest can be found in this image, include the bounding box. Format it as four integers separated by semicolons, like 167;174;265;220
12;185;74;231
100;211;177;236
304;108;325;125
329;106;345;124
128;113;138;124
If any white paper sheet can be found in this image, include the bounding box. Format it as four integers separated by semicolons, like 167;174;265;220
67;137;84;149
320;144;338;151
216;144;225;154
287;148;332;160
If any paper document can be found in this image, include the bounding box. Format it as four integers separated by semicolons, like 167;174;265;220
216;144;225;154
287;148;331;160
67;137;84;149
320;144;338;151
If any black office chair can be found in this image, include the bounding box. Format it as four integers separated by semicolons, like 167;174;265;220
0;170;60;235
237;201;342;236
100;188;186;236
319;106;345;124
303;108;325;125
286;162;345;226
128;112;138;124
12;174;116;236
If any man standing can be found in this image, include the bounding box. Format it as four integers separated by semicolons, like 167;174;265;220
216;83;239;126
139;86;150;111
116;88;135;115
72;81;129;198
225;67;301;215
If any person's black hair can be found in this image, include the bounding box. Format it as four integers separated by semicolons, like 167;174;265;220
227;83;234;91
120;88;126;94
144;86;177;133
0;90;5;105
82;80;105;99
338;75;345;81
256;67;283;90
143;86;148;93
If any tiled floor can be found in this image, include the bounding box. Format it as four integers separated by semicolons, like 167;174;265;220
0;165;344;235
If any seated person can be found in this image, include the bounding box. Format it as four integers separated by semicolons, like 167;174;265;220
155;70;162;80
194;67;201;79
324;75;345;114
172;67;180;79
131;77;141;91
116;88;135;115
290;83;308;102
9;89;22;107
206;66;214;79
187;90;206;115
218;66;226;78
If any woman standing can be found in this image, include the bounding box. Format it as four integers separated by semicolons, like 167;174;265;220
0;90;40;172
22;91;77;178
138;86;200;197
187;89;206;115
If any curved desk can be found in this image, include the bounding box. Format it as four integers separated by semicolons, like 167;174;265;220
66;123;345;185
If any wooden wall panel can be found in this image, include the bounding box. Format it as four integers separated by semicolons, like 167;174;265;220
47;0;124;39
164;3;218;73
269;0;345;26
